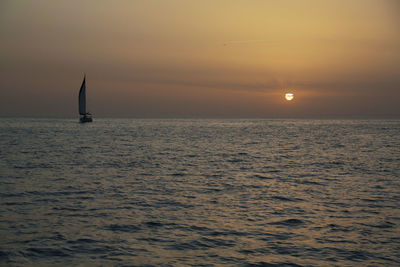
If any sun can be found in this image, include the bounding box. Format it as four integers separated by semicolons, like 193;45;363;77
285;93;294;101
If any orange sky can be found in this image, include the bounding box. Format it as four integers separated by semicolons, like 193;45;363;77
1;0;399;117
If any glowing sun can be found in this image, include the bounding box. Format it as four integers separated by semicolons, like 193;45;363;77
285;93;294;101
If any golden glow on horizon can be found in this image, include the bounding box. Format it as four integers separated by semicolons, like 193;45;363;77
285;93;294;101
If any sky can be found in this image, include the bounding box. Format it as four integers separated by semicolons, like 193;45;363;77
1;0;399;118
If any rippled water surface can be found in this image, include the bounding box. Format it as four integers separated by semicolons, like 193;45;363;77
1;118;400;266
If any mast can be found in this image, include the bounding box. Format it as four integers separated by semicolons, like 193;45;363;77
78;75;86;115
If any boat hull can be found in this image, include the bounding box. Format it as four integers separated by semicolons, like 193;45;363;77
80;116;93;123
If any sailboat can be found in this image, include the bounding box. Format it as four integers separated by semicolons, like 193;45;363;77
78;75;93;123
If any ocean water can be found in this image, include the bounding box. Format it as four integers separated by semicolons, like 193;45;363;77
0;118;399;266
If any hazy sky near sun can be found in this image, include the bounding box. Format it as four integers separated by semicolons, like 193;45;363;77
1;0;399;117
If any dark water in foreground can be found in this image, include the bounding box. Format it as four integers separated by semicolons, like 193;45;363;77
0;118;399;266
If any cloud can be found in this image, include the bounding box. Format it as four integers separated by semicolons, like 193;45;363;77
222;40;280;46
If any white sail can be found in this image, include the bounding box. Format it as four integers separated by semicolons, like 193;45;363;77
78;76;86;115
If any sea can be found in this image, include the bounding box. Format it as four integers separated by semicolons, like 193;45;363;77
0;118;399;266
